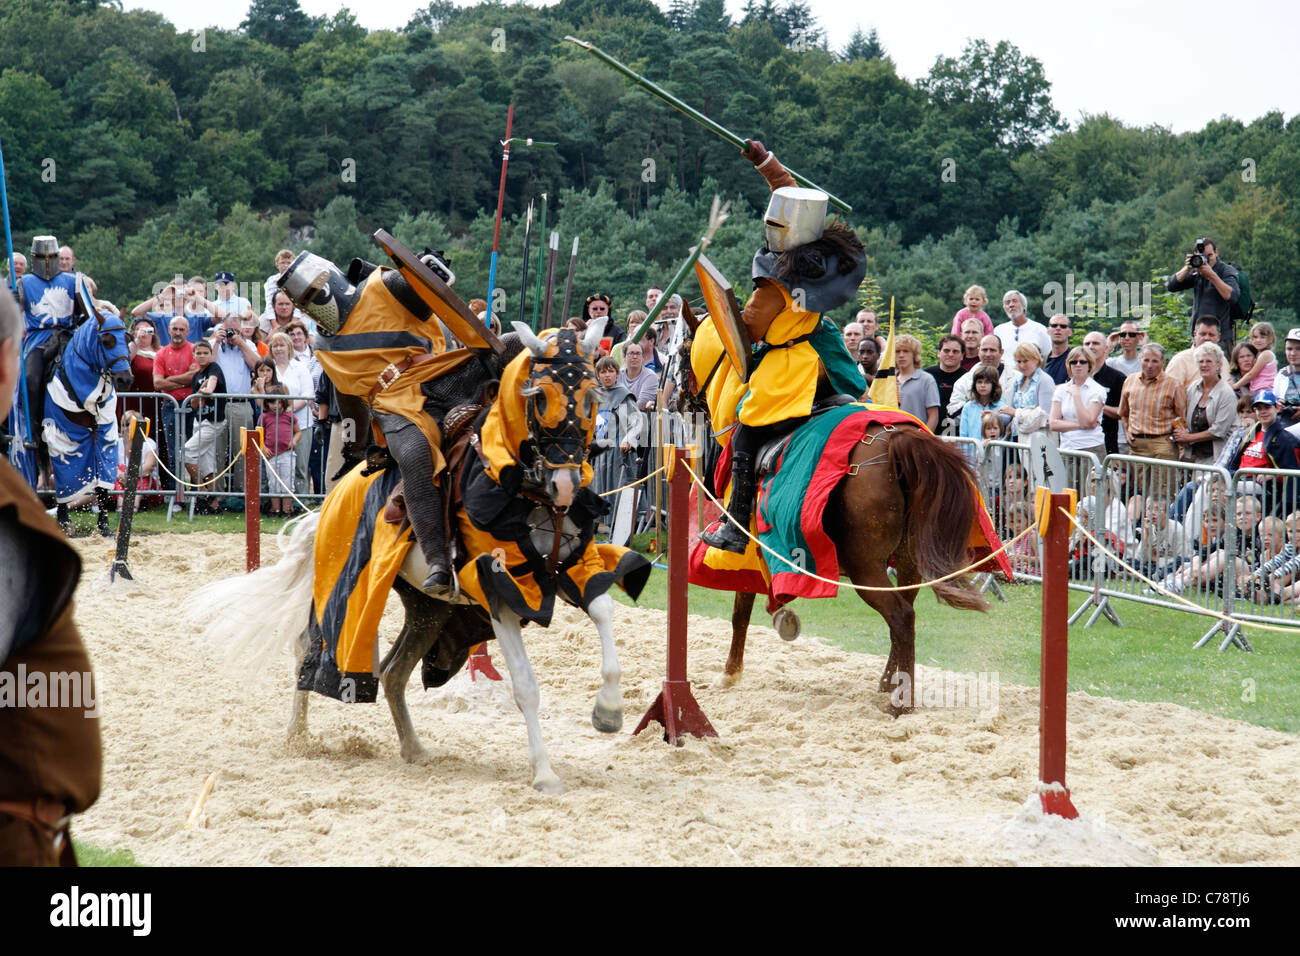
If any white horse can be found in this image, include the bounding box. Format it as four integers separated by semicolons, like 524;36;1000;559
196;323;643;794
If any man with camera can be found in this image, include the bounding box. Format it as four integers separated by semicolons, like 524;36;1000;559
1273;329;1300;429
211;314;259;500
1167;237;1240;346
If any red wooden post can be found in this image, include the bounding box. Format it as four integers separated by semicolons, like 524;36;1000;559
468;643;503;682
244;427;263;573
634;445;716;745
1038;490;1078;818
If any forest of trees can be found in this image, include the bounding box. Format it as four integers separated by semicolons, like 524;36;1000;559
2;0;1297;346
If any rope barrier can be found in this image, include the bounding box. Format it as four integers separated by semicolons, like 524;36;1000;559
253;439;319;515
153;445;246;489
1058;507;1300;634
596;463;666;497
679;458;1030;593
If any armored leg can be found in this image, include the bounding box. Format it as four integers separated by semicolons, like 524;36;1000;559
699;418;807;555
379;414;453;598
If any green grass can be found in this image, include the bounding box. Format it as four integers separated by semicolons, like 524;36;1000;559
614;574;1300;734
74;842;139;866
56;504;309;536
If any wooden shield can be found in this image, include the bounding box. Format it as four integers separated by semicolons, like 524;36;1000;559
694;253;750;383
373;230;504;354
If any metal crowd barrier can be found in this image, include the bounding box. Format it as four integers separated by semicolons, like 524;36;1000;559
941;435;1300;649
97;391;325;517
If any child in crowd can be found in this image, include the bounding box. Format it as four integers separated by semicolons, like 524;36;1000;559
1245;511;1300;605
1131;495;1191;582
997;462;1031;537
975;410;1005;499
1159;507;1228;595
258;385;301;517
250;356;279;416
1005;502;1039;573
949;285;994;337
113;409;161;511
1235;322;1278;395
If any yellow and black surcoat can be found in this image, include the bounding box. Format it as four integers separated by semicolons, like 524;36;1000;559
312;268;475;472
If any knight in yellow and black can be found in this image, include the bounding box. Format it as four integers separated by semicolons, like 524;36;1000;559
457;325;651;625
280;251;499;597
697;140;868;554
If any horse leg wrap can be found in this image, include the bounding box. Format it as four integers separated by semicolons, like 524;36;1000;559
95;487;113;537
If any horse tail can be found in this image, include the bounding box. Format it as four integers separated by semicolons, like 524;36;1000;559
888;427;989;612
189;510;321;675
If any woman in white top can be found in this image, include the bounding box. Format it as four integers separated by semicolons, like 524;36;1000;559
1050;346;1106;460
1007;341;1055;439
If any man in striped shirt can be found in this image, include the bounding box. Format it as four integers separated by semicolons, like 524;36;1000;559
1118;343;1186;461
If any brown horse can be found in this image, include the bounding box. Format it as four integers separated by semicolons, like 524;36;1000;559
713;419;989;714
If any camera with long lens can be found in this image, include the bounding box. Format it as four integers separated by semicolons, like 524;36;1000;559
1188;237;1210;270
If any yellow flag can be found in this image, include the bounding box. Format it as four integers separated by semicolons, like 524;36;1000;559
868;298;898;408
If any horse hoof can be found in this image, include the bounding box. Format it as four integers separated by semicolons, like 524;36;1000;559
532;775;566;796
401;744;433;765
772;607;800;642
591;703;623;734
719;668;742;688
875;698;913;717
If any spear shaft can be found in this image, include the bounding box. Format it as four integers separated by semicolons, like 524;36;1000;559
565;35;851;213
560;236;579;325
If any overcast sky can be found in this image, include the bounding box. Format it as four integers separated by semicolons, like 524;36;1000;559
128;0;1299;133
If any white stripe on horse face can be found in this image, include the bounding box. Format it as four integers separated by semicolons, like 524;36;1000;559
550;467;577;507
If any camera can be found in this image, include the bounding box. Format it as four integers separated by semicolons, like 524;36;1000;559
224;329;236;340
1188;237;1210;270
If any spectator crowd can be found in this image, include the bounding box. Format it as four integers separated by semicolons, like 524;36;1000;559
8;232;1297;607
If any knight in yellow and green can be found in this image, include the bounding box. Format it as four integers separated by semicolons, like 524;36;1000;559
698;141;867;554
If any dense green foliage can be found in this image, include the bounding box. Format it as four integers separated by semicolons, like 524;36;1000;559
2;0;1297;339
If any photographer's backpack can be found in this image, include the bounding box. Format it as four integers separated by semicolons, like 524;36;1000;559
1228;262;1255;326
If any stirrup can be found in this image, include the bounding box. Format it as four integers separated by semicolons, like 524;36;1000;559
423;563;459;601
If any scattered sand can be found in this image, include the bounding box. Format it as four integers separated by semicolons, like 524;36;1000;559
66;531;1299;866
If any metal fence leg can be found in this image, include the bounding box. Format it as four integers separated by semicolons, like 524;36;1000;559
1084;596;1123;627
976;572;1008;603
1190;621;1222;650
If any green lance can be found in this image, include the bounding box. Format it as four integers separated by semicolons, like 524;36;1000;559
565;36;851;214
628;196;731;346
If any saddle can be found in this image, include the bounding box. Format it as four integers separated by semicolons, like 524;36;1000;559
755;394;856;478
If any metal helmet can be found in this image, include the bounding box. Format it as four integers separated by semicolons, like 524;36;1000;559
30;235;59;281
277;251;357;336
762;187;828;252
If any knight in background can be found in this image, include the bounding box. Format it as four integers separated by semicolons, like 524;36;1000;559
698;141;867;554
278;250;500;598
15;236;93;457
